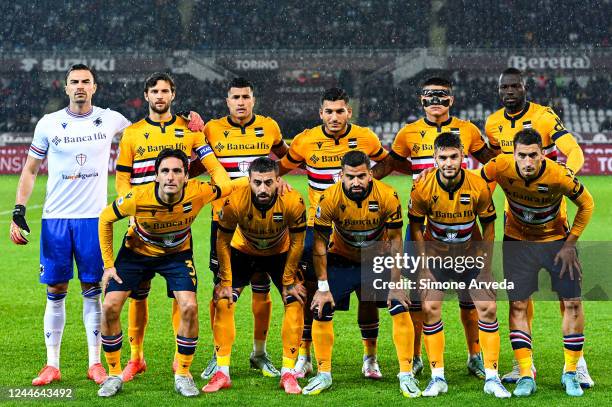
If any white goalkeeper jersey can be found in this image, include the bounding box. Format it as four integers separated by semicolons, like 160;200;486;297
28;106;130;219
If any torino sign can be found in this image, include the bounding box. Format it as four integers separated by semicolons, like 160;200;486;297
508;55;591;70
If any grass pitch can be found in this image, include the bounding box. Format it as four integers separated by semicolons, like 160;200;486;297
0;174;610;406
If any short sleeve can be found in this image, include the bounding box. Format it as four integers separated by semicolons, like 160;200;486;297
288;193;307;232
217;197;239;233
476;183;496;223
280;131;306;169
391;128;411;159
407;184;427;223
467;122;486;154
385;190;403;229
29;116;49;159
313;192;334;232
366;128;388;161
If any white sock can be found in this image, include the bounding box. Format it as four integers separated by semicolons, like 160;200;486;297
82;288;102;367
253;339;266;356
399;371;413;377
485;368;498;380
44;292;66;369
297;354;310;362
218;365;230;376
281;367;292;375
577;355;587;368
431;367;444;379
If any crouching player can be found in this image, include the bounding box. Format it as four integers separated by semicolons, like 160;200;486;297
305;150;420;397
203;157;307;394
408;133;510;398
481;129;594;397
97;149;226;397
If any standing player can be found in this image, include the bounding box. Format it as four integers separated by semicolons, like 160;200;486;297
10;64;131;386
97;149;227;397
484;68;591;386
303;151;419;397
480;129;594;397
114;72;230;381
202;158;306;394
408;133;510;398
377;77;497;377
278;88;395;379
192;77;291;379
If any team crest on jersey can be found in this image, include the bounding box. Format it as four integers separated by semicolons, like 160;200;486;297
450;127;460;135
523;121;532;129
368;201;379;212
273;212;283;222
117;196;125;206
309;154;319;164
223;130;230;138
332;172;341;183
537;184;549;193
136;146;145;156
238;161;251;173
348;138;357;148
183;202;192;213
316;206;322;218
523;211;535;222
460;194;470;204
75;153;87;166
93;117;102;127
175;128;184;138
254;127;264;137
444;231;458;242
316;141;324;149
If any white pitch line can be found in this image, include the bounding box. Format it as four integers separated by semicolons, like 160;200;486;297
0;204;42;216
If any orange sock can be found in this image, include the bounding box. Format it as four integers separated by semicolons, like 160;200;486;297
214;299;236;363
128;298;148;361
101;332;123;376
478;319;500;373
563;333;584;372
172;299;181;361
391;310;415;373
460;304;480;355
175;335;198;376
252;292;272;353
423;320;445;373
209;298;216;331
312;320;334;373
282;301;304;369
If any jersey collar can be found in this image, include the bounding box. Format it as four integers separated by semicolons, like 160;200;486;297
504;102;531;122
252;191;278;215
145;114;177;128
65;106;93;118
515;158;547;186
322;124;352;143
154;181;186;211
436;168;465;194
227;115;256;129
424;116;452;131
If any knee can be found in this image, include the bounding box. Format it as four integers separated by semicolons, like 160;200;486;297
102;300;122;321
180;301;198;321
422;301;441;316
48;282;68;294
476;302;497;321
562;299;582;316
510;300;529;314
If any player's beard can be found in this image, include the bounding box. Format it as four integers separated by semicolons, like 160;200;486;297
254;191;275;207
440;166;460;180
344;184;369;201
150;101;170;115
